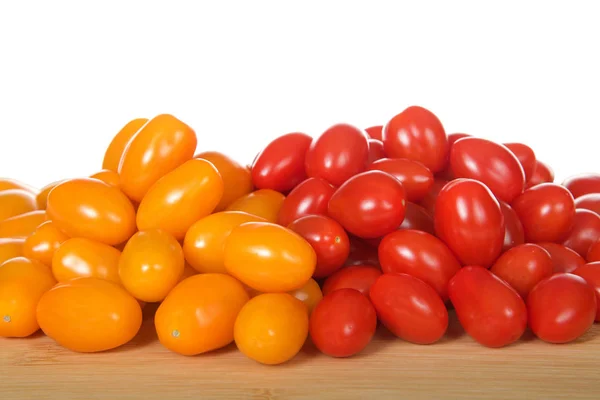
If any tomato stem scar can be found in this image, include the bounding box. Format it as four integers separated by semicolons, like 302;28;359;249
335;236;341;244
3;315;10;323
172;329;180;338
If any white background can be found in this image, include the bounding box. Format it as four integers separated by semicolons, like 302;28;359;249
1;1;599;189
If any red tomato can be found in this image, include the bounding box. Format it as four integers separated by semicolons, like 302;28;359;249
587;240;600;262
525;160;554;189
499;201;525;251
367;139;386;163
251;132;313;193
448;266;527;348
382;106;448;173
450;137;525;203
288;215;349;279
562;173;600;199
561;209;600;257
365;125;383;141
305;123;370;187
398;202;434;235
276;178;335;227
527;273;596;343
436;133;471;180
369;273;448;344
490;244;553;298
574;193;600;215
309;288;377;357
419;178;448;216
367;158;433;202
345;237;379;267
537;242;586;273
328;171;406;239
503;142;536;182
512;183;575;243
572;262;600;321
434;179;504;268
322;265;381;297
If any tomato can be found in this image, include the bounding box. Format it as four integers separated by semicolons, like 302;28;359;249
499;201;525;251
0;257;56;337
575;193;600;216
118;230;185;302
365;125;383;140
588;240;600;262
345;236;380;267
119;114;197;202
527;273;596;344
288;215;349;279
503;142;536;181
322;265;382;297
434;179;504;267
379;230;461;301
234;293;308;365
36;180;66;209
52;238;121;283
178;263;198;283
0;178;37;194
419;178;448;216
436;133;471;180
155;273;249;356
277;178;335;227
89;170;120;187
251;132;313;192
399;202;434;235
572;263;600;321
512;183;576;243
0;189;37;222
224;222;316;292
367;139;386;163
490;244;553;298
0;210;46;238
23;221;69;266
47;178;136;246
450;137;525;203
309;288;376;357
102;117;148;172
226;189;285;223
525;159;554;189
367;158;433;202
0;238;24;264
288;278;323;315
305;123;370;186
195;151;253;211
370;273;448;344
537;242;586;273
562;173;600;199
37;278;142;352
137;159;224;241
328;170;406;239
561;209;600;257
183;211;265;274
448;266;527;348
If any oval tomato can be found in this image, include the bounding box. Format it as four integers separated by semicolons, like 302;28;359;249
0;189;37;222
0;210;46;239
419;178;448;216
503;142;536;181
398;202;434;234
23;221;69;266
367;158;433;202
89;170;120;188
499;201;525;251
525;159;554;189
575;193;600;215
288;278;323;315
102;118;148;172
52;238;121;283
537;242;586;273
562;173;600;199
321;265;381;297
0;178;38;194
277;178;335;227
587;240;600;262
345;237;380;267
367;139;386;163
572;262;600;321
0;238;24;265
365;125;383;140
226;189;285;223
436;133;471;180
36;180;66;209
561;209;600;257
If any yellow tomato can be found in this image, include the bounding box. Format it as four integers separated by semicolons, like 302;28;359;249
0;257;56;337
89;170;120;187
225;189;285;223
0;178;38;194
224;222;316;292
0;238;24;264
195;151;253;211
36;278;142;352
36;179;66;209
102;118;148;172
118;114;197;202
0;210;46;238
155;273;249;356
234;293;308;365
52;238;121;283
0;189;38;222
23;221;69;267
137;159;224;241
46;178;136;246
288;278;323;314
118;229;184;302
178;263;198;283
183;211;266;274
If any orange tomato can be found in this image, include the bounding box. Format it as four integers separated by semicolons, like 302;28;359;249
0;210;46;238
288;278;323;314
0;189;38;222
137;159;224;241
36;179;66;209
23;221;69;267
0;257;56;337
118;229;184;302
224;222;316;292
225;189;285;223
0;178;38;194
155;273;249;356
89;170;120;187
195;151;253;211
178;263;198;283
234;293;309;365
0;238;24;264
118;114;197;202
47;178;136;246
52;238;121;283
183;211;266;274
102;118;148;172
36;277;142;352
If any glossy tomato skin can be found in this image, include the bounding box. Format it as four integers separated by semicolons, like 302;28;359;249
450;137;525;203
288;278;323;315
527;273;596;343
448;266;527;348
365;125;383;140
562;173;600;199
52;238;121;283
345;237;380;267
23;221;69;267
561;209;600;257
309;288;377;357
0;238;24;265
367;139;386;163
0;178;38;194
537;242;586;273
89;170;120;188
525;160;554;189
305;123;370;186
512;183;575;243
419;178;448;216
383;106;448;173
0;189;37;222
499;201;525;251
379;230;461;301
572;262;600;321
490;244;553;298
370;273;448;344
328;170;406;239
102;118;148;172
47;178;136;246
36;180;66;209
436;133;471;180
322;265;382;297
575;193;600;215
434;179;504;268
587;240;600;262
251;132;312;192
288;215;349;278
503;142;536;181
398;202;434;235
367;158;433;202
226;189;285;223
276;178;335;227
0;210;46;239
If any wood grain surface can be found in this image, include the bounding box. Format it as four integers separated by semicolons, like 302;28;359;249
1;304;598;400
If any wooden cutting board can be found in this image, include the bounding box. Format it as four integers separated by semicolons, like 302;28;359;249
1;305;598;400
